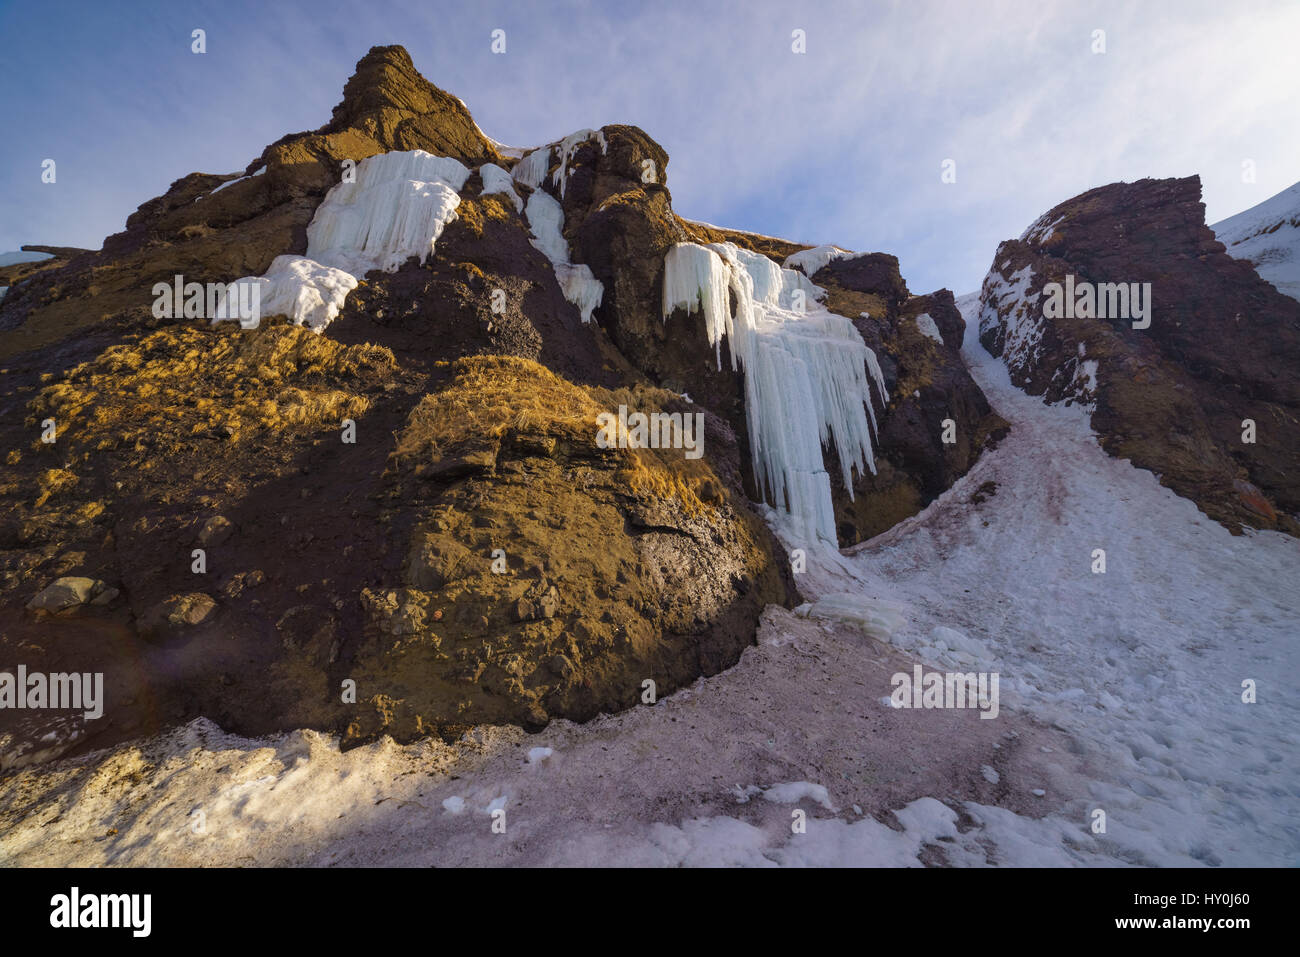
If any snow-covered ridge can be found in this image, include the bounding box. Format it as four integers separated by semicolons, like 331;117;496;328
662;241;886;543
1211;180;1300;303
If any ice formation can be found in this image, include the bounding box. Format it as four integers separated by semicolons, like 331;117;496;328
305;151;470;275
230;256;358;332
217;150;469;330
524;190;569;265
552;128;607;198
784;244;859;278
794;593;908;642
511;147;551;189
662;241;886;542
511;130;609;197
478;162;523;212
914;312;944;344
524;189;604;323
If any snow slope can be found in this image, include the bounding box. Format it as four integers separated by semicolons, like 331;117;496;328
1212;180;1300;303
843;293;1300;865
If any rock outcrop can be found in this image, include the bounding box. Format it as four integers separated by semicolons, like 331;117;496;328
0;44;999;764
978;176;1300;533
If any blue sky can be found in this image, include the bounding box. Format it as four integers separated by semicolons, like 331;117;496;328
2;0;1298;294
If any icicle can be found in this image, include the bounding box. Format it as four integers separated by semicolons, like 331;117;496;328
556;263;604;323
662;241;884;543
305;150;468;276
552;129;608;199
512;146;551;189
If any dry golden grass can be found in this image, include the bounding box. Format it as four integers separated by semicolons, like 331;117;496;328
399;355;719;515
34;468;78;507
28;322;396;459
453;194;513;237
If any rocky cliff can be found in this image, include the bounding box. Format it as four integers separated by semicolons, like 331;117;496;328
0;45;1001;766
977;176;1300;533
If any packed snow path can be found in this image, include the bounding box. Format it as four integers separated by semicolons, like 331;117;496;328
834;293;1300;866
2;296;1296;866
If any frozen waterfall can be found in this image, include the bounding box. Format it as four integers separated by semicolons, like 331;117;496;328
662;241;887;543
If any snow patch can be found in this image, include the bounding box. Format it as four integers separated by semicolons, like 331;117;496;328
914;312;944;344
761;781;834;810
479;162;523;213
208;165;266;196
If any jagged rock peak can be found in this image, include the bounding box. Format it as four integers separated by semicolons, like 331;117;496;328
318;44;499;166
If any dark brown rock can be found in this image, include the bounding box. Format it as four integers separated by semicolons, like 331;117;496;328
978;175;1300;533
